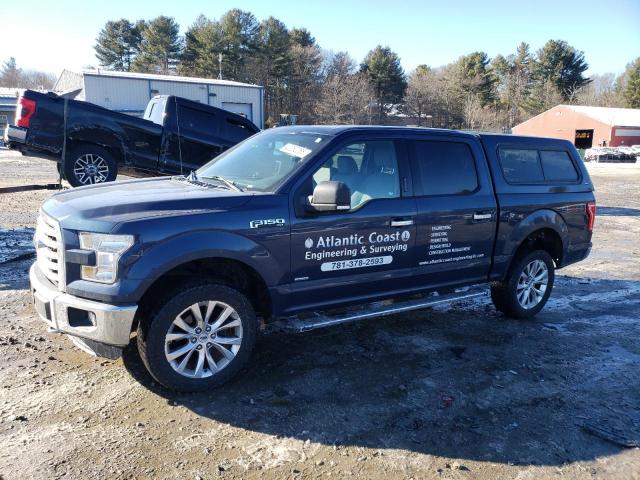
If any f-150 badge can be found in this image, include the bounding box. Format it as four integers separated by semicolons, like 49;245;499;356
249;218;286;229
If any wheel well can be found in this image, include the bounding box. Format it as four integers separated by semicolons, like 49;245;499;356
65;140;123;164
134;258;272;331
513;228;563;267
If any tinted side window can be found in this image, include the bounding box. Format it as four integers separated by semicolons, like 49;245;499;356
499;148;544;183
413;141;478;196
311;141;400;209
224;118;255;143
178;106;219;137
540;150;579;182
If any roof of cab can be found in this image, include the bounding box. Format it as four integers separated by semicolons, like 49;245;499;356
272;125;476;137
272;125;576;149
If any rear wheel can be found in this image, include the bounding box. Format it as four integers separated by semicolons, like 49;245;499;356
64;145;117;187
137;283;257;392
491;249;555;319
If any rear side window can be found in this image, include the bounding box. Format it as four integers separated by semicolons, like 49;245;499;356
178;105;219;137
412;141;478;196
539;150;579;181
499;149;544;183
499;148;579;184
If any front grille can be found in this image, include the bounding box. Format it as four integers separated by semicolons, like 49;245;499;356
35;212;65;289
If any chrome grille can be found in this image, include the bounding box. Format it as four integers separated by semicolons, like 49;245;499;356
35;212;64;290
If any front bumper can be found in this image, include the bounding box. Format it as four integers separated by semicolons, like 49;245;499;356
29;264;138;357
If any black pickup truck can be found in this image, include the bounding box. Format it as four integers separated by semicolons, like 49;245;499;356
29;126;596;391
4;90;259;186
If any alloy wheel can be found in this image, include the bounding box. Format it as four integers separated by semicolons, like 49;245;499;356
73;153;109;185
516;259;549;309
164;301;243;378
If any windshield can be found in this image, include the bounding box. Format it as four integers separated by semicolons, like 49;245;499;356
195;129;331;192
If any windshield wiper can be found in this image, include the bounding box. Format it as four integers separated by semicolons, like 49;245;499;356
199;175;243;192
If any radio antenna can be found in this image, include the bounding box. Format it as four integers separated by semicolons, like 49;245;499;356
174;96;183;175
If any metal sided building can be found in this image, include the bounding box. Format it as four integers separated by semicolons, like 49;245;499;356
54;70;264;128
0;88;23;132
512;105;640;149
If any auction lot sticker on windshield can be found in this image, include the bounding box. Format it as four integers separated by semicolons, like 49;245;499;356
280;143;312;158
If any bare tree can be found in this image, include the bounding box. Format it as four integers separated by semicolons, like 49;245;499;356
316;73;374;124
403;66;440;126
0;57;55;90
287;44;323;123
20;70;56;90
574;73;624;107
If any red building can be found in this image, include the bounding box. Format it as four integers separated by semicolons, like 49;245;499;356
512;105;640;148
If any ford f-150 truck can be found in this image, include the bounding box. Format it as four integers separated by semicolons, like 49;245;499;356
4;90;259;187
29;126;596;391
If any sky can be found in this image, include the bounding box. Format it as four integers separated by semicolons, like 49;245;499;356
2;0;639;79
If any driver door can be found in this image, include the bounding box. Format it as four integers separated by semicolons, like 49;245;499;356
286;139;418;314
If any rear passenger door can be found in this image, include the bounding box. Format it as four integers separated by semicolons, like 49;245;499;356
410;136;497;288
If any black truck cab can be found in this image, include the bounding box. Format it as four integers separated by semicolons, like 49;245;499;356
4;90;259;186
29;126;595;391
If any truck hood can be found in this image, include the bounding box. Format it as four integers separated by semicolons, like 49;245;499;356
41;177;253;231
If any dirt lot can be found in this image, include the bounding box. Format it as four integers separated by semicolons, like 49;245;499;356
0;149;639;480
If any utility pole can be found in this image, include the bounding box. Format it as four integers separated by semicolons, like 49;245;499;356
218;53;223;80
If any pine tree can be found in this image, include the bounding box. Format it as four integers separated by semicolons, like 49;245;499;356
219;9;259;81
360;46;406;123
179;15;222;77
534;40;590;100
622;58;640;108
254;17;291;120
94;19;144;71
132;16;182;74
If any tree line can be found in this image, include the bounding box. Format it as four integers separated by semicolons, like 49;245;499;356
93;11;640;129
3;9;639;131
0;58;56;90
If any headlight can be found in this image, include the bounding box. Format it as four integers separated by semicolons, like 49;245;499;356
79;233;134;284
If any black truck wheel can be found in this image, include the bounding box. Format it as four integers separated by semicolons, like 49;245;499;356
64;145;117;187
137;283;257;392
491;249;555;319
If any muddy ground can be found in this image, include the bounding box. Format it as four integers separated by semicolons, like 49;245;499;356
0;149;639;480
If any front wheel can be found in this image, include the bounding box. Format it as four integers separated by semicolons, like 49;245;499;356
137;283;257;392
64;145;117;187
491;250;555;319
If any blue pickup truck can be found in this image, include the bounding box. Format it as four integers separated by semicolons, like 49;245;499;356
29;126;596;391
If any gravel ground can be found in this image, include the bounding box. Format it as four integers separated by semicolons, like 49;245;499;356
0;150;639;480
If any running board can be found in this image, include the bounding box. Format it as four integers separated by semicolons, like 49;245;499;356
272;287;487;334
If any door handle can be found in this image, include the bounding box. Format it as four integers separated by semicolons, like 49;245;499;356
390;219;414;227
473;212;494;221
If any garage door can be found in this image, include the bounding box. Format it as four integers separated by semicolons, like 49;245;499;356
222;102;253;121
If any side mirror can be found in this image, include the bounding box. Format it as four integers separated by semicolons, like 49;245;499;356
307;181;351;212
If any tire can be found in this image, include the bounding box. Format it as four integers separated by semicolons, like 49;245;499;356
137;283;257;392
64;145;117;187
491;249;555;319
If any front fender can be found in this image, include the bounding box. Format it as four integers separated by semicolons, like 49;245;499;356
121;230;283;303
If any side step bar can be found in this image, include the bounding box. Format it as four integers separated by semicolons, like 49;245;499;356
272;287;486;334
